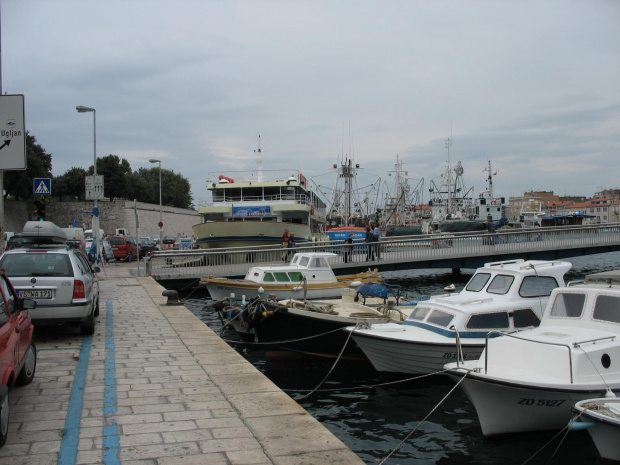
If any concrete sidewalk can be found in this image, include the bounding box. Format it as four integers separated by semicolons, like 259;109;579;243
1;261;364;464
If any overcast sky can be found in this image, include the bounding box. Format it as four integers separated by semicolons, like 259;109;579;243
2;0;619;208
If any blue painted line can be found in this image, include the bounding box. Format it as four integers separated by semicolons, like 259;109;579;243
58;334;92;465
102;300;120;465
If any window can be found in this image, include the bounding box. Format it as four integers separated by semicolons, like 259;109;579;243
519;276;560;298
407;306;431;321
466;273;490;292
298;256;309;267
263;273;275;282
288;272;303;282
273;272;290;282
550;292;586;318
466;312;510;329
593;295;620;324
426;309;454;328
512;309;541;328
487;275;515;295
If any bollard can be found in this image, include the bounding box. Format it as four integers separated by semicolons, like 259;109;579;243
162;289;182;305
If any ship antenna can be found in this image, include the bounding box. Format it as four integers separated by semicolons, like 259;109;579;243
254;135;264;182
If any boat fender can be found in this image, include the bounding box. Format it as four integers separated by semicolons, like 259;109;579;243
568;420;596;431
350;281;363;287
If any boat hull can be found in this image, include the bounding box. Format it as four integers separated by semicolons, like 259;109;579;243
350;329;484;374
447;368;618;437
206;281;362;301
192;221;311;249
573;399;620;461
255;307;392;357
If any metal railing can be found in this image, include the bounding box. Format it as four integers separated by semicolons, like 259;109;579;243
146;223;620;282
482;330;575;384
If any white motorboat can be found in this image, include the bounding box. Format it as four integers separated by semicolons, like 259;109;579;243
344;259;572;374
445;269;620;437
571;397;620;461
201;252;381;301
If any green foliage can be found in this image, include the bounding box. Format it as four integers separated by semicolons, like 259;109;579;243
7;131;194;208
53;167;88;201
4;133;52;200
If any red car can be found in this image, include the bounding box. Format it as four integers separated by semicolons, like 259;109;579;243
0;270;37;447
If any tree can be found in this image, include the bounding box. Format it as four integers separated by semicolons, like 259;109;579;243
92;154;132;201
52;167;88;201
4;132;52;200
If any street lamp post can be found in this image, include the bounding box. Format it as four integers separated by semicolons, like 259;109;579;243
76;105;100;263
149;159;163;246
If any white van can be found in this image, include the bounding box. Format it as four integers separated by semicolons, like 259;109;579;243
62;227;85;240
84;229;105;241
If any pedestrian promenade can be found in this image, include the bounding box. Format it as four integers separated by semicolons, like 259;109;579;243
1;261;364;464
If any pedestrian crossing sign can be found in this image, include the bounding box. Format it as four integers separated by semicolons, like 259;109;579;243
33;178;52;195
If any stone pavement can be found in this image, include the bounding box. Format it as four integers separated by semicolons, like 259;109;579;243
0;261;364;464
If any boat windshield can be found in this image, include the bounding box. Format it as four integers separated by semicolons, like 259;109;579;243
549;292;585;318
466;273;491;292
407;306;431;321
426;309;454;328
519;276;560;298
487;275;515;295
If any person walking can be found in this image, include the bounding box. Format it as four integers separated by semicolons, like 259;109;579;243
287;232;296;260
281;228;289;261
365;226;375;261
373;223;381;260
344;233;354;263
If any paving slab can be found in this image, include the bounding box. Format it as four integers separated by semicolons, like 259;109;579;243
0;260;364;464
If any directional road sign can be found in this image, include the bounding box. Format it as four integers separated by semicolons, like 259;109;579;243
0;94;27;170
85;175;104;200
33;178;52;195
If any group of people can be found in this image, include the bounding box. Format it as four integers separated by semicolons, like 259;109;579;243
280;223;382;263
343;223;382;263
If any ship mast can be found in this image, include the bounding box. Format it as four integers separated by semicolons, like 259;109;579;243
254;135;263;182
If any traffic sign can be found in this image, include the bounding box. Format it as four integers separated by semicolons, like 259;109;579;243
85;175;104;200
33;178;52;195
0;94;27;170
158;221;163;228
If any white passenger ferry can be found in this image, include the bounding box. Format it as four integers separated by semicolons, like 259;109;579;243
193;158;327;249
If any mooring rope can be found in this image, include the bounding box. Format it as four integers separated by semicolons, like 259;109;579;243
379;370;469;464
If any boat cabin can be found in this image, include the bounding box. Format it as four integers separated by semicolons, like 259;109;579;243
402;259;572;334
244;252;338;284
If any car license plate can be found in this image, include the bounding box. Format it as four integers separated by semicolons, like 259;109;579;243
19;290;53;299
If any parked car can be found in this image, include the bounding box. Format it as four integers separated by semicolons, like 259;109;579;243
0;245;100;336
0;270;37;447
107;235;139;261
150;235;161;245
162;235;177;245
138;237;158;256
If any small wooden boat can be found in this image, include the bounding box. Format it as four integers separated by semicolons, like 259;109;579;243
201;252;381;301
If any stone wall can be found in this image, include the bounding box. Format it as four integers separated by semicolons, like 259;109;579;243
2;199;201;239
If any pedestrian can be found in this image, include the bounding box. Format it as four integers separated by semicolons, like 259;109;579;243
365;226;375;261
373;223;381;260
287;232;296;260
281;228;289;261
344;233;354;263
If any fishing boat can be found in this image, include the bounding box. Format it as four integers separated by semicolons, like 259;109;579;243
445;269;620;437
192;147;327;248
344;259;572;374
215;287;410;357
200;252;381;301
571;397;620;461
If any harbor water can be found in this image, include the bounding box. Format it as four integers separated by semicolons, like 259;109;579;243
182;252;620;464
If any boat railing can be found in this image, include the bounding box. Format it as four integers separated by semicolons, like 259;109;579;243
210;193;312;205
573;335;616;348
483;330;574;384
